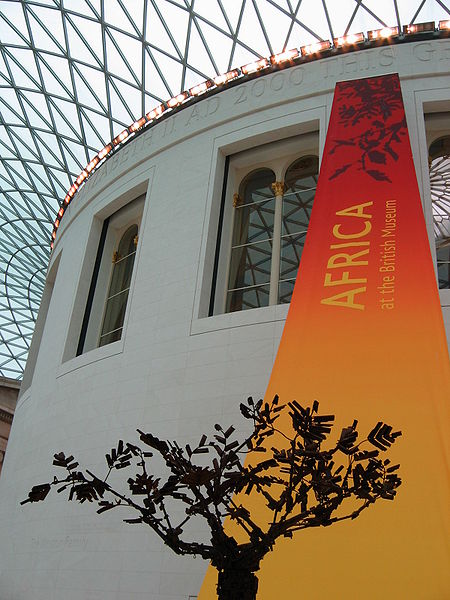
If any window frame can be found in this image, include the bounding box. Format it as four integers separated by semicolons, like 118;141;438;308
76;195;144;355
98;222;139;347
424;112;450;294
211;132;319;316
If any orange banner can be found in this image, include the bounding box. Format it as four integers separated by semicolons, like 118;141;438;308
199;74;450;599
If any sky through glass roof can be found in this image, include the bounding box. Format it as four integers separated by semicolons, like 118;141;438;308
0;0;449;379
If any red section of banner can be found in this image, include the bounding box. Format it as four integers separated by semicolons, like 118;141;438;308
293;75;433;320
200;74;450;599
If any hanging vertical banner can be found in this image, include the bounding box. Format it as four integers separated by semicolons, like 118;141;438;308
199;74;450;598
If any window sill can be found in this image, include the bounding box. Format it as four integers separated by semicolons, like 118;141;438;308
191;303;290;335
439;289;450;307
57;339;124;378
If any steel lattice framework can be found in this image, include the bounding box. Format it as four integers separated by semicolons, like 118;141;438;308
0;0;449;379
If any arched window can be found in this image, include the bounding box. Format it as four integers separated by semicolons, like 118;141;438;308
280;155;319;303
99;224;138;346
74;194;145;357
429;136;450;289
225;155;318;312
226;169;276;312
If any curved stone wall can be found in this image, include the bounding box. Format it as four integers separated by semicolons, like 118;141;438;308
0;39;449;599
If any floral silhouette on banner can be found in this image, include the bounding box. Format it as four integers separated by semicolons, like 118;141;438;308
328;75;407;182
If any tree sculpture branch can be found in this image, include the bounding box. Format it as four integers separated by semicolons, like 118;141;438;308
22;397;402;600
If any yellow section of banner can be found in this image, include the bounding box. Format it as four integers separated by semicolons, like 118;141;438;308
199;74;450;599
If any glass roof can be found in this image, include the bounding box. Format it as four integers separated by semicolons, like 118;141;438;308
0;0;449;379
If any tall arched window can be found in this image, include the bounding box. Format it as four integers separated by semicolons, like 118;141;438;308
99;224;139;346
226;169;275;312
280;155;318;303
225;155;318;312
74;194;144;357
429;136;450;289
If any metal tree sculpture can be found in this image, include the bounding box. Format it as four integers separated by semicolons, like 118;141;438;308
22;397;402;600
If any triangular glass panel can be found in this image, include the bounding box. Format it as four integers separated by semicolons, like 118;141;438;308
198;22;234;75
0;4;30;45
7;49;41;90
432;0;450;20
110;78;141;121
0;123;16;148
413;0;444;23
325;0;361;38
75;63;108;108
229;43;260;70
126;0;145;31
31;140;65;172
0;140;16;161
238;1;272;57
114;30;142;83
297;0;334;39
254;0;293;53
21;101;51;133
186;24;218;84
47;169;71;197
33;130;70;170
0;91;25;127
145;1;181;58
349;3;387;32
149;48;184;96
399;0;418;23
38;55;73;98
72;69;107;114
192;0;230;33
218;0;244;33
26;160;53;187
153;0;190;55
65;15;103;66
62;0;100;21
105;32;140;85
11;196;50;227
21;90;53;128
0;160;15;185
107;83;135;127
8;128;38;162
286;21;323;49
22;169;52;197
104;0;139;36
144;91;164;114
48;101;81;141
78;113;108;154
0;51;11;85
372;0;400;25
54;138;86;174
356;0;393;29
12;126;40;158
82;108;111;147
27;6;66;53
183;67;210;92
4;160;31;190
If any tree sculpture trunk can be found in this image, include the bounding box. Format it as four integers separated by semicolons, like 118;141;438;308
210;528;263;600
217;562;260;600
